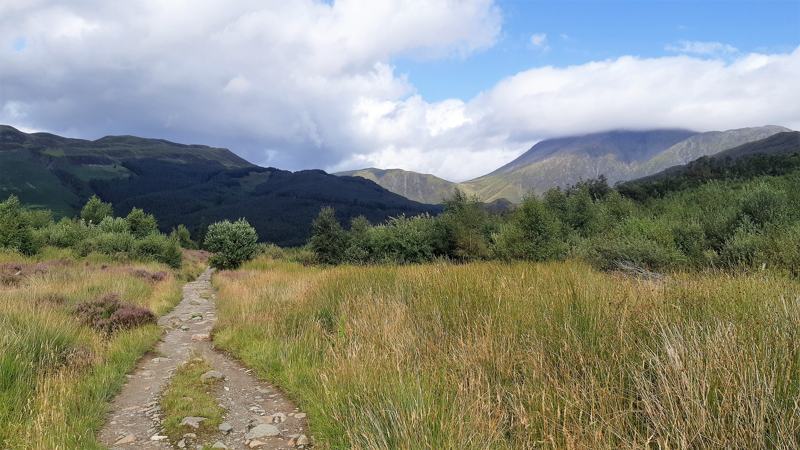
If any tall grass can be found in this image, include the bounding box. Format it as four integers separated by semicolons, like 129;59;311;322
0;249;191;449
213;257;800;449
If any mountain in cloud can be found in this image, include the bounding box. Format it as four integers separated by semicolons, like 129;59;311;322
0;125;437;246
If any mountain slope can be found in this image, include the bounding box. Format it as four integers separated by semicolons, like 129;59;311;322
459;126;790;202
631;125;791;178
460;129;698;202
335;168;459;204
0;125;438;246
617;131;800;199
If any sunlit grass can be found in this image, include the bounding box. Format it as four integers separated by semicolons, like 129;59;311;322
0;248;200;449
213;256;800;449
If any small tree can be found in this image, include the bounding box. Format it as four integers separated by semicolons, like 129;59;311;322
309;207;347;265
0;195;39;255
80;195;113;224
204;219;259;269
127;207;158;238
492;195;564;261
170;224;197;249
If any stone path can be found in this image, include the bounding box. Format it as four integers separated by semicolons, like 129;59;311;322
99;269;309;449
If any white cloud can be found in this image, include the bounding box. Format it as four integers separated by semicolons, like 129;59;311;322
666;40;739;56
530;32;549;51
0;0;501;173
0;1;798;182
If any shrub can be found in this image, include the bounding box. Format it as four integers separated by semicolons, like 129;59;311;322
98;216;130;233
584;217;685;271
73;293;156;334
672;221;708;266
133;234;182;268
75;232;135;257
738;185;788;228
41;218;92;248
564;188;604;237
342;216;371;263
493;196;565;261
204;219;259;269
366;214;440;264
0;195;40;255
80;195;113;225
170;224;196;249
308;207;348;265
127;207;159;238
439;191;493;260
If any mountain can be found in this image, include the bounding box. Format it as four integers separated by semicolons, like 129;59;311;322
617;131;800;200
0;125;438;246
459;129;698;202
631;125;791;178
458;126;790;202
335;168;459;204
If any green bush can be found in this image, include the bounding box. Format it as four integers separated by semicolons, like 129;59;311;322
127;207;159;238
584;217;685;271
308;207;348;265
342;216;371;264
492;196;565;261
170;224;196;249
738;185;788;228
98;216;130;233
75;232;135;257
80;195;113;225
133;234;182;268
366;215;441;264
0;195;40;255
439;191;493;260
39;218;92;248
204;219;259;269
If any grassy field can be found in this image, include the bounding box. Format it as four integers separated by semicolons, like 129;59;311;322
0;248;203;449
213;256;800;449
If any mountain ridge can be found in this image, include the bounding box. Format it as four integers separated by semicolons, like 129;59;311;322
0;125;438;246
339;125;792;203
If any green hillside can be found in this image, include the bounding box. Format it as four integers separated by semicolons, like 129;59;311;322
0;126;438;246
336;168;459;204
460;126;789;202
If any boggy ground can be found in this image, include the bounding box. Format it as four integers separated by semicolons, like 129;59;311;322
100;269;309;450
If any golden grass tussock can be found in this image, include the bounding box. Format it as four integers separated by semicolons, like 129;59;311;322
0;249;188;449
213;257;800;449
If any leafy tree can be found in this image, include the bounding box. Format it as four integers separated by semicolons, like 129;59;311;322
343;216;371;263
309;207;348;265
170;224;197;249
493;196;564;261
204;219;259;269
126;207;158;238
0;195;39;255
440;190;492;260
80;195;113;224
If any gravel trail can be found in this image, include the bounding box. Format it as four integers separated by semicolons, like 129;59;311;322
99;269;309;450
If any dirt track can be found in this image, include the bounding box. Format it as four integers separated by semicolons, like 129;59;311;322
99;269;308;449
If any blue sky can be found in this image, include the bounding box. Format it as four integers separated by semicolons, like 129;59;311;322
396;0;800;101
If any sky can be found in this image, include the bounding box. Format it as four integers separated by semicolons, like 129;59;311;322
1;0;798;181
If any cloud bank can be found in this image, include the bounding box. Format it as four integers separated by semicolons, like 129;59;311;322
1;1;798;181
